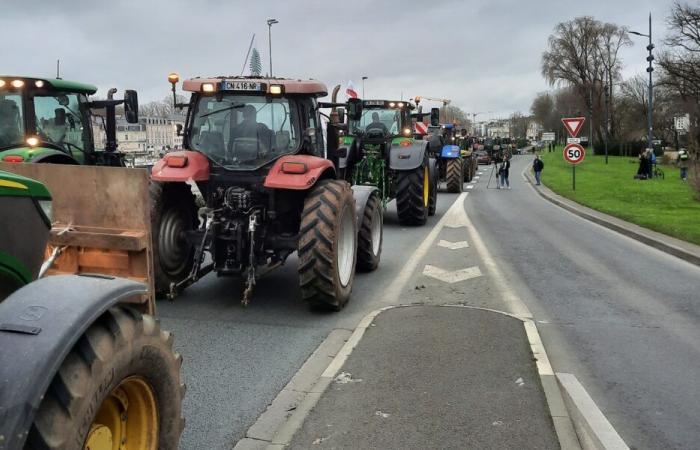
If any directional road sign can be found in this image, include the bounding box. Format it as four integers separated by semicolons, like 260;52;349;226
563;143;585;165
562;117;586;138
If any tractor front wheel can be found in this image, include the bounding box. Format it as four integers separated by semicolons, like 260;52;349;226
428;158;438;216
396;158;430;226
299;180;357;311
150;182;197;297
357;191;383;272
446;158;464;193
27;307;184;450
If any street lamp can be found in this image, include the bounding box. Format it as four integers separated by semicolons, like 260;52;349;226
361;76;368;98
267;18;278;77
629;13;654;154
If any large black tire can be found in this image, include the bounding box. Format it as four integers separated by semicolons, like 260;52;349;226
396;159;430;226
446;158;464;193
357;191;383;272
428;158;438;217
150;182;198;297
299;180;357;311
464;158;473;183
27;307;184;449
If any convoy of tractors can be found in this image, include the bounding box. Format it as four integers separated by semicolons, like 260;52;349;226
0;73;502;449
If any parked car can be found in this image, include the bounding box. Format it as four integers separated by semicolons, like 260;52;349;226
476;151;492;165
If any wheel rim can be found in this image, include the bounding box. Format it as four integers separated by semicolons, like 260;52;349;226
337;205;355;287
159;207;191;274
370;205;382;256
423;166;429;207
85;376;158;450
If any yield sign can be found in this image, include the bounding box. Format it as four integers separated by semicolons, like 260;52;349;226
562;117;586;138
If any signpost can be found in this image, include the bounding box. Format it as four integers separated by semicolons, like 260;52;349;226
542;132;556;142
562;117;586;191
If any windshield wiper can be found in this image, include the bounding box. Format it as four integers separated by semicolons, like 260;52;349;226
200;103;245;118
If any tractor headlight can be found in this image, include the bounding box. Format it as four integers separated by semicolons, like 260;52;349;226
403;128;412;136
26;136;40;147
202;83;216;93
37;199;53;223
389;102;396;107
268;84;283;95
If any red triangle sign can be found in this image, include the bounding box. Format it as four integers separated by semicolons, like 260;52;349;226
562;117;585;137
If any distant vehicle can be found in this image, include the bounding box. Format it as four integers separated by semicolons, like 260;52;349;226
476;151;491;165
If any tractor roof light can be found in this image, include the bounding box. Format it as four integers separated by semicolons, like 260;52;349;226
389;102;396;107
398;102;405;108
201;82;216;93
34;80;45;88
11;79;25;88
168;72;180;85
268;84;283;96
26;136;40;147
0;80;5;88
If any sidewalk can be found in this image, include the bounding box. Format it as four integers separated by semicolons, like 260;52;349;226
287;306;560;449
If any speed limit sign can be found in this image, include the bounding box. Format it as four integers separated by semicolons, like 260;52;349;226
563;143;585;165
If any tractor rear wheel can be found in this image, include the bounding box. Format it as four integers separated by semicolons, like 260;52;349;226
464;158;473;183
299;180;357;311
446;158;464;193
396;158;430;226
150;182;197;297
357;191;382;272
27;307;184;450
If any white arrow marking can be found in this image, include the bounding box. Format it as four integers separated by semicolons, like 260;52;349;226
474;176;480;179
466;185;474;189
438;239;470;250
422;265;482;283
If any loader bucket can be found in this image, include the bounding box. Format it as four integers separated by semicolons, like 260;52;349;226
0;163;155;313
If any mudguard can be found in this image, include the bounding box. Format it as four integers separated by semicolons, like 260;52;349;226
440;145;461;159
350;185;380;230
0;275;146;450
151;150;210;182
336;136;356;169
389;139;428;171
264;155;335;190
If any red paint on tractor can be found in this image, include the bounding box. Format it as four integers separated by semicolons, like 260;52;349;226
264;155;334;190
151;150;210;182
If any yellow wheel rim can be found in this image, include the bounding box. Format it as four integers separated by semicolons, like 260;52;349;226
84;376;158;450
423;166;430;208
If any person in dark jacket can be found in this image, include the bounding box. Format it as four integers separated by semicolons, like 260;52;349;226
533;154;544;185
498;156;511;189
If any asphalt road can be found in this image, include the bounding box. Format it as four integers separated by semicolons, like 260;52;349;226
467;155;700;450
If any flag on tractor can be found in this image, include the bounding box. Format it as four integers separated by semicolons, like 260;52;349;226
346;80;358;99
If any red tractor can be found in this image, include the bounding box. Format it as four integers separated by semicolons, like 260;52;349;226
149;75;381;310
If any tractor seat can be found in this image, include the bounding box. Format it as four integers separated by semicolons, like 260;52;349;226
275;130;291;152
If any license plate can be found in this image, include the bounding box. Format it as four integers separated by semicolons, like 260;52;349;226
221;80;263;91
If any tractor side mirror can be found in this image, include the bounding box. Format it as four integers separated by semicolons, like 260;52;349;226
347;98;363;121
124;90;139;124
337;108;346;124
305;127;317;146
175;123;183;136
430;108;440;126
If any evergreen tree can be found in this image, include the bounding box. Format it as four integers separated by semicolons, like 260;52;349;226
249;48;262;76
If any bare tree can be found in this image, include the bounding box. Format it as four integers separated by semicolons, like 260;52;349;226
596;23;632;137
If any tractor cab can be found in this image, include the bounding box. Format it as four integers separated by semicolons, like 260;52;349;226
350;100;414;143
0;75;139;166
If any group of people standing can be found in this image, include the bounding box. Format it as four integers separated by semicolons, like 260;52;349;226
635;148;657;180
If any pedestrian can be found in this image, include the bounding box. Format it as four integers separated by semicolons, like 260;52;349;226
649;149;656;179
499;156;511;189
678;148;689;181
636;149;650;180
533;154;544;185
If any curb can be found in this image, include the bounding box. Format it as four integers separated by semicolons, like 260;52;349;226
235;304;581;450
522;166;700;267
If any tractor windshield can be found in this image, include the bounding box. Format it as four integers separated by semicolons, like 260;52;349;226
189;94;299;170
32;93;91;159
0;94;25;150
351;108;400;136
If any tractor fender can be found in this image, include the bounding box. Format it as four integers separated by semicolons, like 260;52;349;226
0;274;146;449
151;150;210;182
389;139;428;171
337;144;351;169
264;155;335;190
440;145;461;159
350;185;380;230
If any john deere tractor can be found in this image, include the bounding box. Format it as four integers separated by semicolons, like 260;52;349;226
328;99;439;226
0;75;138;166
0;164;184;450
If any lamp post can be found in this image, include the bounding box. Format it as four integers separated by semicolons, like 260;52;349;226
604;82;610;164
267;18;278;77
361;76;368;98
630;13;654;153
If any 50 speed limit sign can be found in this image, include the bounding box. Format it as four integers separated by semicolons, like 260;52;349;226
563;143;585;164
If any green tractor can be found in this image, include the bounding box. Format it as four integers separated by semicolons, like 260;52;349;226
0;165;184;450
328;99;439;226
0;75;138;166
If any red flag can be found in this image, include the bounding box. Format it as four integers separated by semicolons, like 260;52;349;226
346;80;358;99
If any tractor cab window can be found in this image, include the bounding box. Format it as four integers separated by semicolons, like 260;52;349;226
190;94;298;170
0;94;25;149
351;108;401;136
33;93;90;160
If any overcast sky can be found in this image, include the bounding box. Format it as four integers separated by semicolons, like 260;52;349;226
2;0;675;119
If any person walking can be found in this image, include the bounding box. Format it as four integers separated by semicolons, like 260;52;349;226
533;154;544;185
678;148;689;181
499;156;511;189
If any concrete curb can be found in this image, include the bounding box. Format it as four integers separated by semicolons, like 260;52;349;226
235;304;581;450
522;166;700;267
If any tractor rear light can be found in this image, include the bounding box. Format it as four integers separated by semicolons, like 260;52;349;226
202;83;216;93
399;140;411;147
2;155;24;163
281;162;307;174
165;155;188;168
